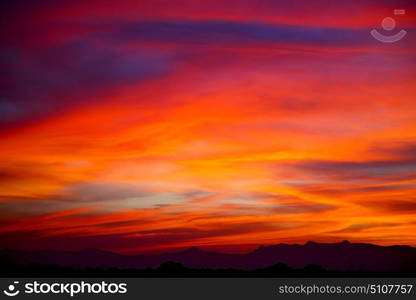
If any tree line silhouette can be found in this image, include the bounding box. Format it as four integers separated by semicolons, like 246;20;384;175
3;261;416;278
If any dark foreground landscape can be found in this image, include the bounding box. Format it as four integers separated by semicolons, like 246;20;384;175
2;241;416;277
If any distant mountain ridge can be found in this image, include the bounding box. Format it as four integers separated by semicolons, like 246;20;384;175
1;241;416;271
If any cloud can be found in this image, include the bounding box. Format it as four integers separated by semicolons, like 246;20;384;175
291;183;416;197
1;0;416;253
330;222;399;233
221;201;335;215
265;201;335;214
363;200;416;214
370;141;416;159
286;158;416;179
0;220;283;252
0;200;79;221
175;192;334;215
5;0;415;30
1;41;171;126
56;183;215;209
279;158;416;197
111;20;373;48
58;182;151;203
0;181;212;213
197;192;335;215
0;164;59;183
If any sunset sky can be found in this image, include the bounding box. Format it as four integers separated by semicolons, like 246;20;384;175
1;0;416;254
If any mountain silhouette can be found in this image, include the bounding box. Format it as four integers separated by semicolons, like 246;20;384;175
1;241;416;272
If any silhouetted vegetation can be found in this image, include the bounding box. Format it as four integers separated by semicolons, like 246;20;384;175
2;261;416;278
